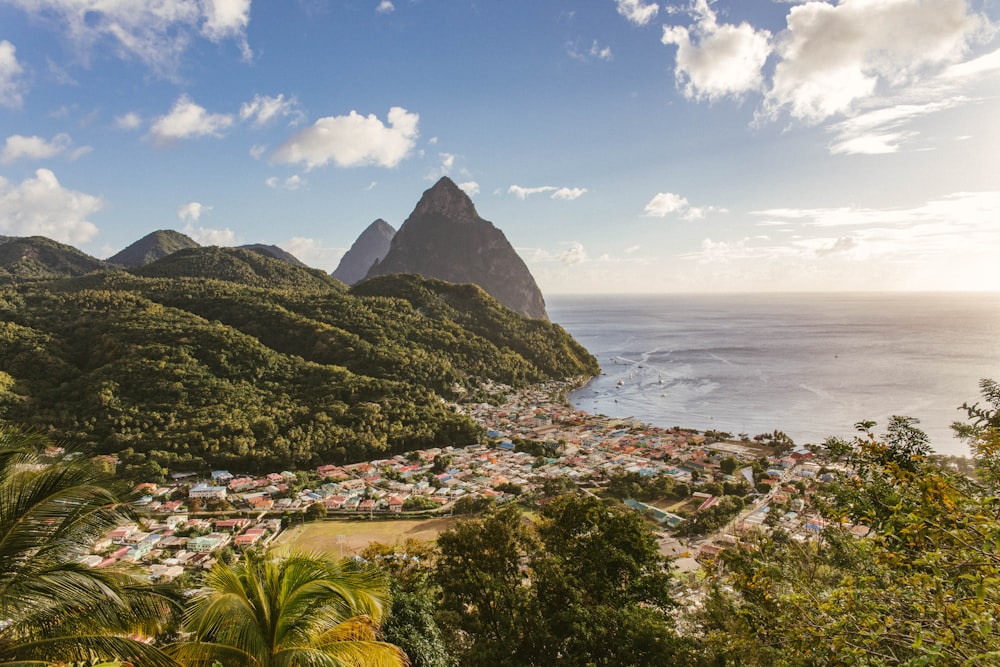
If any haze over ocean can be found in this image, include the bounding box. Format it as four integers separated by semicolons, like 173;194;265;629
548;293;1000;458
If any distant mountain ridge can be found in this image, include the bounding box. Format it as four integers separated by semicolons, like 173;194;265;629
365;177;549;320
3;179;551;321
132;246;343;290
108;230;200;268
0;236;111;279
332;219;395;285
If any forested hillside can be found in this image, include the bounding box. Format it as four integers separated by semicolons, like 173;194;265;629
0;249;597;478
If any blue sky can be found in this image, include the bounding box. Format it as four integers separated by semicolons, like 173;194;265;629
1;0;998;294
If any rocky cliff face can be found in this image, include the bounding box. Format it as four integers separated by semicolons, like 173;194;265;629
332;219;396;285
365;177;548;320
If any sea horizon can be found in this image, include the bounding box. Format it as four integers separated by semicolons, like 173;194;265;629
547;292;1000;458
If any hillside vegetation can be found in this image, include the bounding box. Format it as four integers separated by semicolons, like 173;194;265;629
0;249;597;478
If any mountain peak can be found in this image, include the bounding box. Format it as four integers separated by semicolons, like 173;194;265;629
332;219;397;285
411;177;479;224
365;179;549;320
108;229;199;268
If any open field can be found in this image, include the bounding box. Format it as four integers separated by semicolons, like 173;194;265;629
275;516;459;556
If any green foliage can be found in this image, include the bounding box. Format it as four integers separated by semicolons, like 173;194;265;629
434;495;689;666
698;381;1000;666
0;426;178;666
676;495;744;536
402;495;440;511
0;267;596;475
0;236;110;281
171;550;406;667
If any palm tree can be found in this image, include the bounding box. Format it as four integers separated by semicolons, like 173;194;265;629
172;550;408;667
0;426;178;666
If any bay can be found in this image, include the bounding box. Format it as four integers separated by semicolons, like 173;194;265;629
548;293;1000;457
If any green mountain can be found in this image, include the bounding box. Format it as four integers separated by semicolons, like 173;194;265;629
238;243;309;267
107;229;200;268
132;246;343;290
0;257;597;477
0;236;110;280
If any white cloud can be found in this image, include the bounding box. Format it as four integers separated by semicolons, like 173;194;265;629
551;187;587;200
202;0;252;60
509;184;587;200
177;201;234;245
568;39;614;62
616;0;659;26
765;0;985;122
0;169;102;243
2;0;253;77
644;191;726;220
376;1;395;14
458;180;480;197
249;144;267;160
433;152;457;177
265;175;305;190
527;241;588;265
271;107;419;169
149;95;234;144
114;112;143;130
0;40;25;108
509;185;554;199
240;93;303;127
177;201;208;223
661;0;771;101
1;133;73;163
644;192;688;216
282;236;343;271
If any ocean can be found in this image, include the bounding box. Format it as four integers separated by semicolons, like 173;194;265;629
547;293;1000;458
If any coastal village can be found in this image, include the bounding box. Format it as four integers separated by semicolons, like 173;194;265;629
78;381;841;585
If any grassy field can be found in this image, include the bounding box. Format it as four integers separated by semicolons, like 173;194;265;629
275;516;458;557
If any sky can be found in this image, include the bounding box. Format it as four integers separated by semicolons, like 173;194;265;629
1;0;998;294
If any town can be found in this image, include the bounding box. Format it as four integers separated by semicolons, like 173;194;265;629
79;381;845;584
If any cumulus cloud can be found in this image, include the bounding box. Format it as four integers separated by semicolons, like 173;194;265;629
644;191;724;220
2;0;253;77
0;169;102;243
616;0;659;26
240;93;303;127
177;202;208;223
271;107;419;169
1;133;73;163
765;0;984;122
177;201;234;245
0;40;25;108
376;1;395;14
644;192;689;216
661;0;771;101
115;112;143;130
509;184;587;200
149;95;234;144
202;0;252;60
458;181;480;197
282;236;343;271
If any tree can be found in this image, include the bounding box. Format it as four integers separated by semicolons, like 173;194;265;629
434;495;691;666
698;383;1000;665
0;426;178;666
172;550;407;667
361;541;452;667
434;505;535;667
